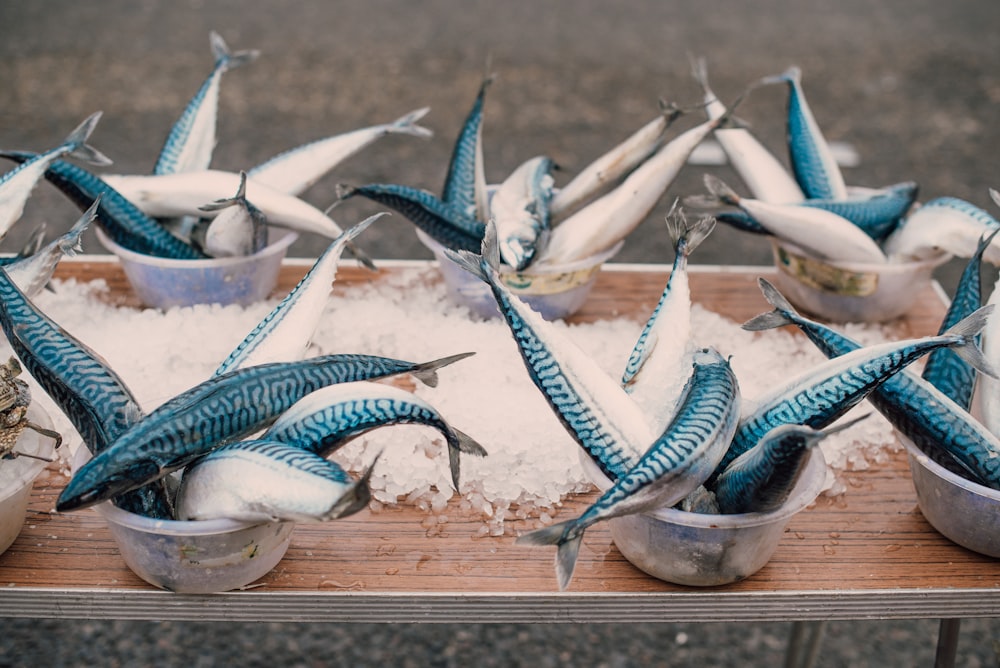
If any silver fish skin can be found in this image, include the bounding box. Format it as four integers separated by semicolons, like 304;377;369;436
744;277;1000;489
548;101;683;220
56;352;474;512
923;229;997;410
538;114;728;265
516;347;741;591
721;306;994;476
194;171;269;257
175;439;373;523
0;112;111;240
445;222;653;480
490;155;555;270
154;31;259;176
263;381;487;491
971;246;1000;438
5;198;97;297
758;66;848;201
701;174;887;263
621;206;715;432
690;57;804;204
103;170;376;268
884;196;1000;262
215;214;383;376
713;415;865;515
249;107;433;195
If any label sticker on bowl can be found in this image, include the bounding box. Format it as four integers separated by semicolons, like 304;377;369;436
776;246;879;297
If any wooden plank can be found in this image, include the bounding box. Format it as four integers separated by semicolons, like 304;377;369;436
0;258;996;622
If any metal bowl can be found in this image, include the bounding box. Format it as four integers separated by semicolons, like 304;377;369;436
769;240;950;322
71;447;294;593
582;449;829;586
0;404;58;555
416;228;622;320
899;433;1000;558
96;226;298;309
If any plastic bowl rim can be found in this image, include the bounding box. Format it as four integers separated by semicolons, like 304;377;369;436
95;225;299;270
898;432;1000;502
772;239;951;274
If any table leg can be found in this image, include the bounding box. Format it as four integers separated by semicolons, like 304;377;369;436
784;620;827;668
934;619;961;668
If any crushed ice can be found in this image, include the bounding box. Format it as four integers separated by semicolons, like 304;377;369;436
4;267;902;533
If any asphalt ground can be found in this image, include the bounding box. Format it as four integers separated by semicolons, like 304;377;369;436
0;1;998;665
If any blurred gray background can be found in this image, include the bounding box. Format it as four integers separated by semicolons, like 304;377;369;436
1;1;998;665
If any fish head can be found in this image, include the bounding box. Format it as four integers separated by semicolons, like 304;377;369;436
57;454;163;512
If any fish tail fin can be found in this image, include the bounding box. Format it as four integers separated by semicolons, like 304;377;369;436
516;520;585;591
689;53;712;95
973;227;1000;260
324;453;378;520
443;247;489;281
63;111;113;167
657;99;687;126
334;183;358;202
388;107;434;139
756;65;801;88
942;304;998;378
443;218;499;282
741;278;803;331
444;427;489;492
452;428;489;457
990;188;1000;209
409;351;477;388
209;30;260;71
702;173;740;206
60;197;99;257
199;171;248;212
664;200;715;260
17;224;46;259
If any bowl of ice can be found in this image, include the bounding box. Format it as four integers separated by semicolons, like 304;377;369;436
581;449;829;586
96;226;298;310
899;434;1000;558
0;404;59;556
417;228;623;320
70;446;294;593
769;240;950;323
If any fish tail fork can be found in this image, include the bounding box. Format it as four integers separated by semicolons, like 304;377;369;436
516;520;585;591
943;304;998;378
63;111;113;167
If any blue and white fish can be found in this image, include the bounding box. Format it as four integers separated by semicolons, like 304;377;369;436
441;74;493;226
101;170;344;239
742;278;1000;490
0;260;174;517
707;181;918;243
713;415;866;515
445;222;651;481
57;352;474;511
758;66;848;201
517;347;740;590
717;290;994;480
538;111;732;265
0;112;111;240
923;229;998;410
701;175;887;263
154;31;259;176
490;155;555;270
263;381;487;492
194;170;269;257
215;214;383;376
0;153;205;259
174;439;374;523
621;205;715;431
548;101;684;219
690;56;804;204
337;182;483;251
249;107;433;196
884;196;1000;263
4;198;97;297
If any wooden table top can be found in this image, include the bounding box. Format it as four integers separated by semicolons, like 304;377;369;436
0;258;997;623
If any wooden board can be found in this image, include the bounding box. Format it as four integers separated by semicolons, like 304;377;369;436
0;259;997;623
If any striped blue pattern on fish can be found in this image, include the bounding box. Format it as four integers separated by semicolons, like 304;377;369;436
742;278;1000;489
341;183;484;250
441;77;492;222
0;152;205;259
777;68;844;200
516;349;740;590
921;230;996;409
203;439;354;483
920;196;1000;230
154;31;258;176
